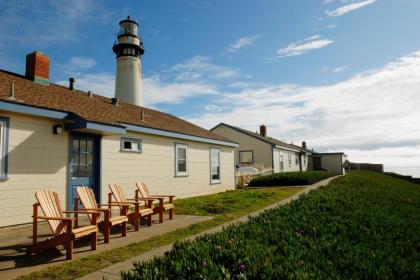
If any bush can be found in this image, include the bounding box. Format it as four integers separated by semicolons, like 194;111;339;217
248;171;334;187
121;171;420;280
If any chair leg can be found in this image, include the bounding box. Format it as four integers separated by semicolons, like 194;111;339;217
122;221;127;237
66;239;73;260
91;231;97;250
134;204;140;231
169;208;173;220
148;213;152;226
104;212;110;244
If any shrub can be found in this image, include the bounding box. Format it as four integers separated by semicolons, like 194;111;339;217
121;171;420;280
248;171;334;187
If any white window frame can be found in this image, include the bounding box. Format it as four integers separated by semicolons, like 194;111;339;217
175;143;188;177
210;148;221;184
279;152;284;171
0;118;9;179
288;153;292;166
295;153;299;166
239;150;253;164
120;137;142;153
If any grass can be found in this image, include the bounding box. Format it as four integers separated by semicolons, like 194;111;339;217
249;170;334;187
17;186;304;280
122;171;420;279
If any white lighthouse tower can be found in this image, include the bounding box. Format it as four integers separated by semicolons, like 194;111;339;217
113;16;145;106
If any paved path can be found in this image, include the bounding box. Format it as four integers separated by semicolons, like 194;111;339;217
0;215;212;280
78;176;339;280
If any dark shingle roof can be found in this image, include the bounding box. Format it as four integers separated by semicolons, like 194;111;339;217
0;70;232;143
212;123;299;151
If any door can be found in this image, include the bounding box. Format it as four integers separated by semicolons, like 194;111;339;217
313;157;322;171
70;134;100;209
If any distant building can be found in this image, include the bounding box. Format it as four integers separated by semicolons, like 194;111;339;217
0;16;237;227
211;123;307;173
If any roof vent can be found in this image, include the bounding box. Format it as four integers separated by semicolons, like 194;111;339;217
111;97;119;106
69;77;75;91
9;82;16;100
88;90;93;98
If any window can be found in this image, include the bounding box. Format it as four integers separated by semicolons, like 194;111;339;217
239;150;253;164
175;143;188;176
279;152;284;171
0;118;9;179
210;148;221;184
120;138;142;153
303;155;307;165
288;153;292;166
295;153;299;165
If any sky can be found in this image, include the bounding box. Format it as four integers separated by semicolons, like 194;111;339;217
0;0;420;176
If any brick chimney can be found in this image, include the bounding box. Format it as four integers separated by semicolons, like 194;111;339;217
302;141;307;149
25;51;50;85
260;125;267;137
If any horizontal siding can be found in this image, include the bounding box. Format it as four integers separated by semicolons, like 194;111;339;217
273;148;301;173
0;112;68;227
211;126;272;169
101;132;235;202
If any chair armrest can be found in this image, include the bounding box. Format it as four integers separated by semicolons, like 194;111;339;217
63;210;100;215
77;207;110;213
37;216;75;221
127;198;156;202
149;195;175;199
99;203;131;207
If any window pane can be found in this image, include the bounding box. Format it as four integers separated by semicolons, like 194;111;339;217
211;166;220;180
72;164;79;177
80;152;87;165
86;164;93;177
80;140;87;153
178;160;186;172
72;140;79;153
87;140;93;153
73;152;79;165
177;147;186;160
239;151;252;163
124;141;132;150
211;150;219;165
87;153;93;165
79;165;87;177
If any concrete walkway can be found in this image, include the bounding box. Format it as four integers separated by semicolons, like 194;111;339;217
78;176;339;280
0;214;212;280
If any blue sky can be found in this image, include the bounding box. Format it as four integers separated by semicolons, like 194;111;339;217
1;0;420;176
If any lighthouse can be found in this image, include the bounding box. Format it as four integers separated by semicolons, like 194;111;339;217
113;16;145;106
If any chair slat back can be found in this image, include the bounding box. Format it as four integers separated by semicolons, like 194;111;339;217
109;184;127;210
35;190;66;235
76;186;103;223
135;182;151;198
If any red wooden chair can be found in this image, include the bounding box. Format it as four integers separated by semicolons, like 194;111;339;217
74;186;128;243
27;190;99;260
135;182;175;223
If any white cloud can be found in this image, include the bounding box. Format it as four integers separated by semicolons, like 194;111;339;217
326;0;377;17
224;34;261;54
58;56;97;75
267;35;334;62
187;51;420;176
167;56;240;81
332;66;347;72
56;73;218;105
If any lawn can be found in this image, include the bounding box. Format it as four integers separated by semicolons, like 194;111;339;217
17;186;303;280
123;171;420;279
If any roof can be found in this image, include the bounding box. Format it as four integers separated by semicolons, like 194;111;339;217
313;152;348;157
211;123;299;151
0;70;233;144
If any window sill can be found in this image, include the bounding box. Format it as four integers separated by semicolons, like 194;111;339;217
211;180;221;185
175;174;189;178
119;149;142;153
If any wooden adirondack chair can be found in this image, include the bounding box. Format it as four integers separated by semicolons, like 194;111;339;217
27;190;99;260
108;184;154;231
74;186;129;244
135;182;175;223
